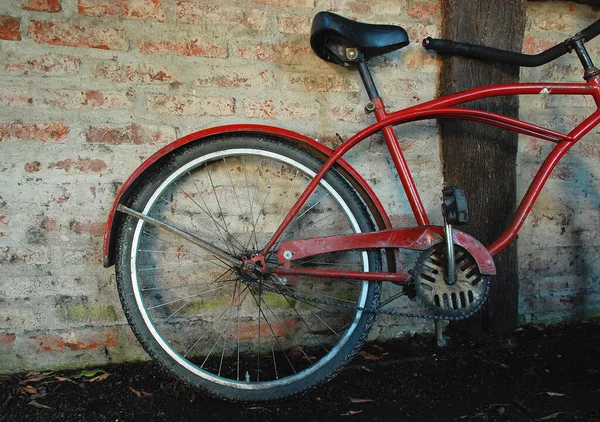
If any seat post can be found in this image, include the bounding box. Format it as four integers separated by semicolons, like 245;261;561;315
357;62;380;100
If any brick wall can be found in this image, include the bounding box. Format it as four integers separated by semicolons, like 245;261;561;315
0;0;597;372
519;2;600;324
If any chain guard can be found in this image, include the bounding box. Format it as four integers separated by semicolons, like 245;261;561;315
413;244;490;318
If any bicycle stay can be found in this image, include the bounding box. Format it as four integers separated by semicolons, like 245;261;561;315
101;12;600;400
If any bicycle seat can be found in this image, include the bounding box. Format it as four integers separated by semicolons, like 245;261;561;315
311;12;409;66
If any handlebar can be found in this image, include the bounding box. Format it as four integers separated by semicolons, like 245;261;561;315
423;19;600;67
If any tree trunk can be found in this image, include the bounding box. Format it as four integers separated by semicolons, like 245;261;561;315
440;0;527;333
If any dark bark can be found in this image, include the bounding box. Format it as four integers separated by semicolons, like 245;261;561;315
440;0;527;333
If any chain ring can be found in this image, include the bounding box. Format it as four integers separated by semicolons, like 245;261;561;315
413;244;490;318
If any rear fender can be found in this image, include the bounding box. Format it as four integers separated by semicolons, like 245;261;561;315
103;124;393;267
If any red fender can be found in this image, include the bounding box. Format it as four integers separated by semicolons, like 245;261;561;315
103;124;392;267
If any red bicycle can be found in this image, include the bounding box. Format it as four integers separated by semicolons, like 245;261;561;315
102;12;600;400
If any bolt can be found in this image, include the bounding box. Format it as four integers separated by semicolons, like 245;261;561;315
283;250;293;260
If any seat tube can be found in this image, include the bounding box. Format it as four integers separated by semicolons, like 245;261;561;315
358;62;430;225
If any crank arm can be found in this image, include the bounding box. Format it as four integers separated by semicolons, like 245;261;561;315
117;204;241;266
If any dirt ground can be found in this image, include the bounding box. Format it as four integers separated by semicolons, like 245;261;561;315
1;321;599;421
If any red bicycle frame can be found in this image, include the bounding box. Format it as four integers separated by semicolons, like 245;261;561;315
264;74;600;283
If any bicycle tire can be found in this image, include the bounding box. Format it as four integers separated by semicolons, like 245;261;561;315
115;134;381;401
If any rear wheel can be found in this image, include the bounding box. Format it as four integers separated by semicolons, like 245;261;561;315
115;135;380;401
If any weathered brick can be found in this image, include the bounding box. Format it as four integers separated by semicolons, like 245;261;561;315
331;104;366;123
147;94;234;116
0;333;16;355
408;1;440;21
522;36;557;55
24;161;41;173
38;89;134;110
138;39;227;58
236;41;313;65
87;123;175;145
69;220;105;236
3;54;81;76
277;14;311;34
93;61;175;84
0;88;32;108
48;158;107;173
177;2;266;30
285;73;358;92
0;121;69;142
29;20;129;51
234;320;297;339
22;0;62;12
0;16;21;41
250;0;313;7
28;329;118;352
195;67;275;88
242;99;318;120
78;0;165;22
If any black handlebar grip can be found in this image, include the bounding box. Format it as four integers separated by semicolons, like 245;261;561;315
580;19;600;43
423;36;569;67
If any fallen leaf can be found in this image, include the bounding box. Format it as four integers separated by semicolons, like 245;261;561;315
371;344;385;351
538;392;566;397
54;376;77;384
349;398;374;404
129;386;143;398
89;373;111;383
535;412;565;421
20;385;38;395
247;406;272;412
28;400;52;410
73;369;105;379
22;372;53;383
2;393;12;408
141;391;153;397
341;410;363;416
359;366;372;372
496;406;506;416
358;351;381;360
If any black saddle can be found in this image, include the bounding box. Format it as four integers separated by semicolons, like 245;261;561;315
310;12;409;66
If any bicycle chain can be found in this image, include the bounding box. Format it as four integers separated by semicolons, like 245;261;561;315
247;275;490;322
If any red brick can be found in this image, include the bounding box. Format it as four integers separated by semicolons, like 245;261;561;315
242;99;318;121
250;0;313;6
286;73;357;92
0;121;69;142
138;39;227;58
29;20;128;51
39;89;134;110
195;68;275;88
0;88;32;108
22;0;62;12
236;41;313;65
28;329;118;352
78;0;165;22
177;2;266;30
331;105;366;123
0;16;21;41
147;94;234;116
93;61;175;84
277;14;311;34
87;123;174;145
24;161;41;173
408;2;440;21
3;54;81;76
233;320;297;339
69;220;104;236
523;36;557;55
0;333;16;355
48;157;107;173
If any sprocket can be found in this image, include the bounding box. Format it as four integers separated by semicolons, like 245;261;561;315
413;244;489;318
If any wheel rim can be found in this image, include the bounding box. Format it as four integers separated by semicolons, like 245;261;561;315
129;147;371;390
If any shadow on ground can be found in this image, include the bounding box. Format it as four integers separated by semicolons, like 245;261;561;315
1;321;600;421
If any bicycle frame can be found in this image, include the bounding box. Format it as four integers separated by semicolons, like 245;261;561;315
266;74;600;283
